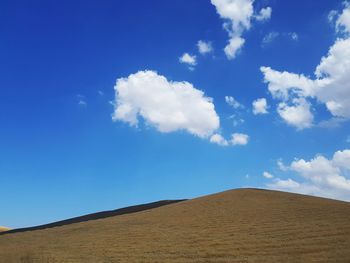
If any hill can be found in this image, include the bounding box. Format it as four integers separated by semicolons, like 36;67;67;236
1;188;350;262
2;199;184;235
0;227;9;233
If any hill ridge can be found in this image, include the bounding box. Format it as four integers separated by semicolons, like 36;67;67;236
1;188;350;262
1;199;186;235
0;226;10;233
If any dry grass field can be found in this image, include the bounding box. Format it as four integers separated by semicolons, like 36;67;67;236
1;188;350;263
0;227;9;233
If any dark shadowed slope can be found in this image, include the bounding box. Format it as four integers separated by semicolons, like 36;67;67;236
1;188;350;263
1;199;185;235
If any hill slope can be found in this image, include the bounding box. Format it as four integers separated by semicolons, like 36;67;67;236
0;227;9;233
2;199;185;235
1;189;350;263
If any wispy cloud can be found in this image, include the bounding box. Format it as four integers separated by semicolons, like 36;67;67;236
225;96;243;109
262;31;298;47
77;94;87;107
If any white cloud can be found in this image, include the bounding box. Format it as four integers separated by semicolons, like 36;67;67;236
255;7;272;21
288;32;299;41
336;4;350;34
328;10;338;23
112;70;220;138
211;0;253;30
78;100;87;106
267;178;322;197
261;5;350;129
266;149;350;201
291;154;350;192
260;66;318;100
210;132;249;146
277;159;288;171
252;98;268;115
314;38;350;118
333;149;350;170
277;98;314;130
77;94;87;106
228;114;245;127
262;32;298;47
225;96;242;109
231;133;249;145
263;171;274;179
179;53;197;66
197;40;213;55
211;0;271;59
232;117;245;127
262;31;279;46
210;133;229;146
224;36;245;59
268;178;300;189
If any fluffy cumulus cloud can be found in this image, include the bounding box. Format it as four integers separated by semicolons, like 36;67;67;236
211;0;271;59
112;70;220;138
277;98;313;129
179;53;197;67
261;5;350;129
266;149;350;201
197;40;213;55
252;98;268;114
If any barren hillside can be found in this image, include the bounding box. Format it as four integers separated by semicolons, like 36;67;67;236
0;227;9;233
1;189;350;263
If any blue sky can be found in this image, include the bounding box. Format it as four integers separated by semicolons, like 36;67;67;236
1;0;350;228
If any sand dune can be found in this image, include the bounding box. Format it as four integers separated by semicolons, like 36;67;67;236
1;188;350;262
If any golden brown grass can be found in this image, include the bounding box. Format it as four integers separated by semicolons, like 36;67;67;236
0;227;10;233
1;189;350;262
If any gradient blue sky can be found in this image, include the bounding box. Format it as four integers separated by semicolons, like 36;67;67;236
1;0;350;228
